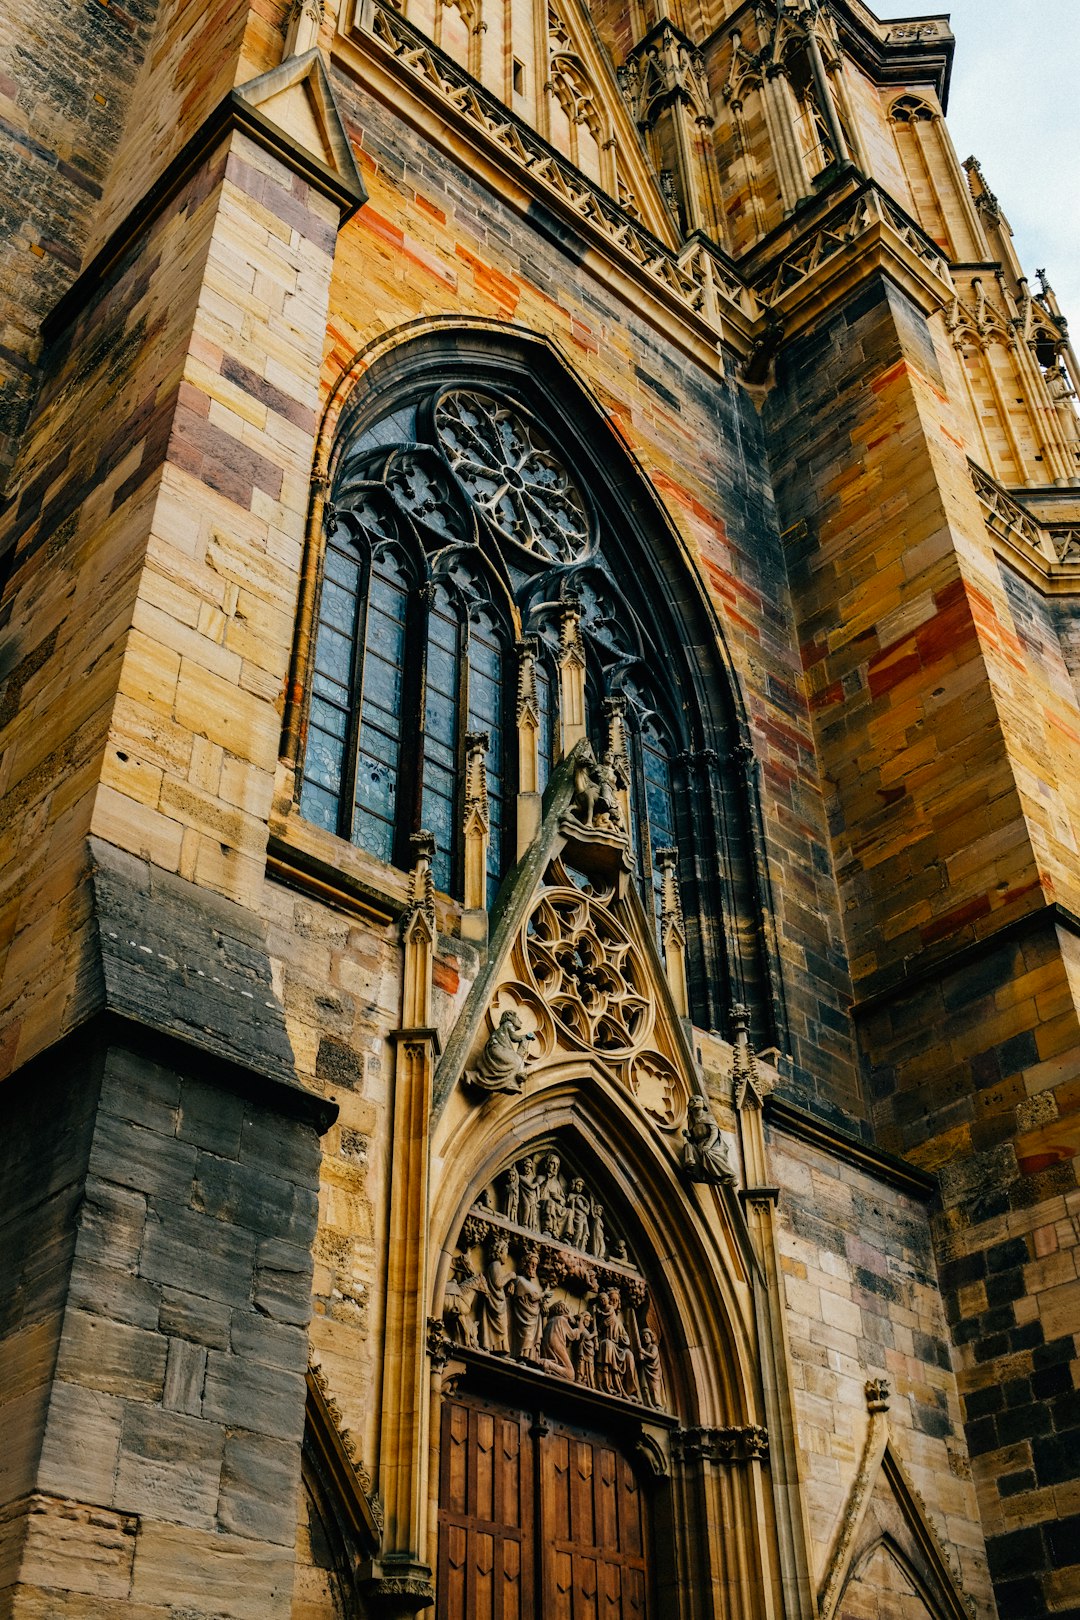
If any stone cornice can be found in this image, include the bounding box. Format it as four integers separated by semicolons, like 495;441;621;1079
969;460;1080;593
335;0;757;368
764;1096;937;1200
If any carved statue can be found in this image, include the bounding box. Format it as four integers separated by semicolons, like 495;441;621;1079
539;1152;569;1240
517;1156;541;1230
541;1300;584;1380
608;1235;629;1264
567;752;621;831
588;1201;607;1258
507;1252;550;1360
638;1328;665;1409
477;1236;513;1354
442;1253;486;1348
503;1164;520;1224
467;1009;535;1093
682;1095;735;1184
576;1311;597;1388
565;1177;592;1250
596;1287;638;1399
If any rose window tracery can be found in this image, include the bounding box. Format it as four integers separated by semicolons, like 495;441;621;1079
524;886;651;1054
434;389;591;560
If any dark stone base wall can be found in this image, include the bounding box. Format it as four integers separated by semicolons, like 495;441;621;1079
0;1032;323;1619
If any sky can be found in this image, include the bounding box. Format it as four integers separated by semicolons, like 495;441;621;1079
881;0;1080;322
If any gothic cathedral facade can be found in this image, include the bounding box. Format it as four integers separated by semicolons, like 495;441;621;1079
1;0;1078;1617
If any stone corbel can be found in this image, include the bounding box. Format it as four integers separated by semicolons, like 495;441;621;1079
461;731;490;943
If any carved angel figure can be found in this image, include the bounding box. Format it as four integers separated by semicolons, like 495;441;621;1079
682;1095;735;1184
467;1009;535;1094
565;1178;592;1250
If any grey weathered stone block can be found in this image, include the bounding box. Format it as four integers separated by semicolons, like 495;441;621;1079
99;1050;182;1134
192;1152;318;1245
252;1237;313;1328
67;1258;161;1331
55;1310;168;1403
140;1203;257;1305
36;1382;124;1502
217;1430;300;1545
74;1178;148;1270
201;1353;307;1444
114;1402;225;1528
163;1336;208;1416
90;1113;198;1206
229;1308;308;1376
177;1077;246;1158
158;1286;233;1350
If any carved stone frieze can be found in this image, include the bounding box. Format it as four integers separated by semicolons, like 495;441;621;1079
672;1424;770;1464
439;1148;668;1412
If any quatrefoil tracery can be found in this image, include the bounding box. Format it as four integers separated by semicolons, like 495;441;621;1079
523;888;651;1056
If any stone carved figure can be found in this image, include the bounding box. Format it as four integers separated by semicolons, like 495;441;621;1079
638;1328;665;1409
442;1253;486;1347
517;1156;541;1230
576;1311;598;1388
467;1009;536;1093
541;1300;584;1379
477;1236;513;1353
539;1152;569;1239
566;1178;592;1250
503;1164;520;1225
507;1253;550;1360
567;752;621;831
596;1287;638;1399
682;1095;735;1184
588;1202;607;1258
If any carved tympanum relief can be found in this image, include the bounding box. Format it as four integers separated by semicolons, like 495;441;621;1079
436;1146;668;1411
464;858;686;1132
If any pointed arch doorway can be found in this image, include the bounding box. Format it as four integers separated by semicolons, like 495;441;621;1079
437;1388;652;1620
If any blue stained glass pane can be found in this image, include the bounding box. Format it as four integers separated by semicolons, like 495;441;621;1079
306;726;346;790
316;625;353;685
313;670;348;705
536;667;552;793
424;736;454;771
354;752;397;817
310;695;348;740
364;651;403;712
426;644;456;694
300;778;340;832
426;687;457;746
352;806;394;863
324;545;360;589
321;578;357;635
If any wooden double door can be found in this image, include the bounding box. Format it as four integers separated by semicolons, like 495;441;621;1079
437;1391;651;1620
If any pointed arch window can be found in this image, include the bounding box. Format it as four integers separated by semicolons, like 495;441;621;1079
298;374;762;1034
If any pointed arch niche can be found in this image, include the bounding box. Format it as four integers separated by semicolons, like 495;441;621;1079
292;320;780;1047
427;1068;776;1620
